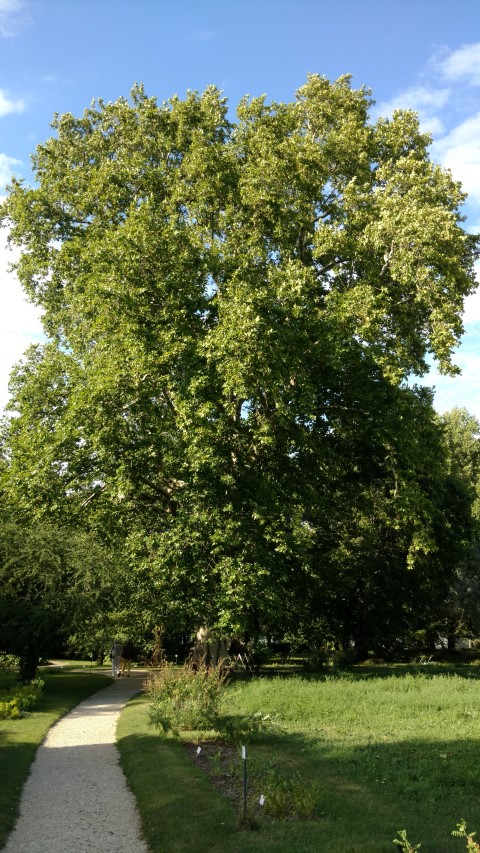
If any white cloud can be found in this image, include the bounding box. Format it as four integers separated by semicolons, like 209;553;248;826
462;288;480;327
0;88;24;116
40;73;74;86
422;347;480;421
0;0;26;37
440;42;480;86
0;153;21;192
419;258;480;420
0;226;43;413
374;85;450;135
432;113;480;204
185;29;215;42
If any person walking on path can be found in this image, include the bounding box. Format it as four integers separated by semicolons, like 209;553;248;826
121;638;135;676
110;638;123;677
3;674;148;853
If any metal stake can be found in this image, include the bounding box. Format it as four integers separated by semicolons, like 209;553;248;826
242;745;247;818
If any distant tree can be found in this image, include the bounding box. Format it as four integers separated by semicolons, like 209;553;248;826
0;522;118;679
438;408;480;645
0;77;478;644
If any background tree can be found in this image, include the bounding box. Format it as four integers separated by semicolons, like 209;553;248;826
437;408;480;647
0;522;119;679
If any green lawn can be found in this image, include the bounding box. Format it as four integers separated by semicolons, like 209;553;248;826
117;666;480;853
0;669;110;848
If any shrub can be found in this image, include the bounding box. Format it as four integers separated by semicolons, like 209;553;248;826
147;661;277;742
331;648;357;668
147;661;227;733
303;646;330;672
258;766;322;820
0;678;44;719
0;653;20;672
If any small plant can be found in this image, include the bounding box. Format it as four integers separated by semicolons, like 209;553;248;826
393;822;479;852
452;821;480;852
0;678;44;719
393;829;421;851
258;767;322;819
197;745;322;822
147;659;277;742
331;648;357;668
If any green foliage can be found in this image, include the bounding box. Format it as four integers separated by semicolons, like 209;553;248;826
217;711;277;745
452;821;480;853
0;521;121;679
394;822;480;853
439;408;480;643
147;661;227;733
147;660;276;742
260;769;321;820
393;829;421;851
0;653;19;671
203;744;321;820
0;77;479;653
0;677;44;719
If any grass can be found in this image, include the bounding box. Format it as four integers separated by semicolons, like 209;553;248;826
117;665;480;853
117;694;238;852
0;668;110;848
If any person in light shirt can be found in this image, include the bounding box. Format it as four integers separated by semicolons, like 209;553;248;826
110;639;123;677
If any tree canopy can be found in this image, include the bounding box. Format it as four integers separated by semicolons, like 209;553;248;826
1;76;479;654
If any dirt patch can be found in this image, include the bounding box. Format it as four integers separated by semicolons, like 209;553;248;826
184;741;323;822
184;741;243;810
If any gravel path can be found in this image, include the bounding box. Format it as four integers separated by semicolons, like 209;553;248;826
3;674;150;853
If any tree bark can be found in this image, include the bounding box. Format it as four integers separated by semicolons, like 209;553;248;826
19;647;39;682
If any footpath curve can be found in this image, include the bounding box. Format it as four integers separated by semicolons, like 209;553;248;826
3;673;149;853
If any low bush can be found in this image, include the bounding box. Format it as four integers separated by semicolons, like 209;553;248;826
147;661;276;742
0;677;44;719
0;653;20;672
256;765;322;820
302;646;330;672
147;661;226;733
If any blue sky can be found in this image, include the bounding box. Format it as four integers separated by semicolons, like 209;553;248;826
1;0;480;416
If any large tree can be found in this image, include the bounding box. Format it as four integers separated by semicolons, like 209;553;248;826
1;77;478;644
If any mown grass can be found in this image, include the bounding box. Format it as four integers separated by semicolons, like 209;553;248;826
0;669;110;848
118;666;480;853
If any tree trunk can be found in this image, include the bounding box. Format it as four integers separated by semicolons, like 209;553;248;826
19;647;39;682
